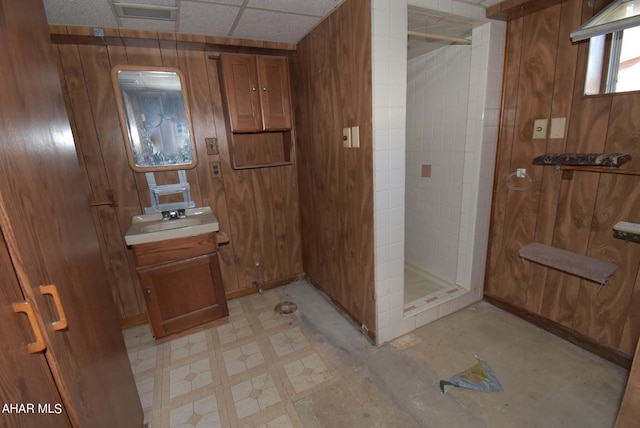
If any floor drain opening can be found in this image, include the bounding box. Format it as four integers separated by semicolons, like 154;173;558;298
274;301;297;315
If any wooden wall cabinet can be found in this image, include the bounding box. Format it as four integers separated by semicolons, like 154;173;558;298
132;233;229;339
220;54;292;133
219;54;294;169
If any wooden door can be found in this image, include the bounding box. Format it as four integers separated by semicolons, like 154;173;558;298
0;230;71;428
220;54;263;132
0;0;143;427
257;56;292;131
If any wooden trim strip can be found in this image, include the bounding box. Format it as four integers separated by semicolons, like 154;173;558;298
224;274;304;300
484;294;633;368
119;313;149;330
487;0;565;20
49;25;297;51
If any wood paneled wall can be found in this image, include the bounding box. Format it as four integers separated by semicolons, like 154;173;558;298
486;0;640;360
290;0;376;338
51;28;303;322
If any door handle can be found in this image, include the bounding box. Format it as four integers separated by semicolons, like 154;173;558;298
13;301;46;353
39;285;68;331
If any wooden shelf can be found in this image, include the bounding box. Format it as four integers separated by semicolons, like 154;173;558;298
519;243;618;284
556;165;640;180
613;222;640;243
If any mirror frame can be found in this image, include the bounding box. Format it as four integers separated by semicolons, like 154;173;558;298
111;65;198;172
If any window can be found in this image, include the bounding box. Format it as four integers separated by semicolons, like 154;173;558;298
584;25;640;94
572;0;640;95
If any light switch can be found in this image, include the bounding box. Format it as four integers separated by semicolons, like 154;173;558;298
351;126;360;148
342;127;351;148
549;117;566;139
533;119;548;139
205;137;218;155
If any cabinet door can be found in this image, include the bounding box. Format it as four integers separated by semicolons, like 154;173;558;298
257;56;292;131
138;253;229;338
220;54;263;132
0;231;71;428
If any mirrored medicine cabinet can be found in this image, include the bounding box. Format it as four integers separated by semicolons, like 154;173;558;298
111;66;197;172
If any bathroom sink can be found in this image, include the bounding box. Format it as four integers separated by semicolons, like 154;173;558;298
125;206;219;246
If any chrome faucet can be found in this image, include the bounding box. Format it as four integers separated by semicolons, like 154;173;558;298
161;209;187;221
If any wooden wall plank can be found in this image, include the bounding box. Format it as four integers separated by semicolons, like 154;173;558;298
485;17;524;298
525;0;583;313
291;0;375;335
572;94;640;347
206;58;263;293
539;96;611;326
487;0;640;359
492;6;561;307
251;169;281;282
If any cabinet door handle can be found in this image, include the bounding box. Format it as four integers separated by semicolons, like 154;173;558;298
146;287;153;302
13;301;46;353
251;86;257;91
39;285;68;331
262;86;267;91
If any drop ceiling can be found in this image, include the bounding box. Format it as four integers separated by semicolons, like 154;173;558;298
43;0;503;49
42;0;347;43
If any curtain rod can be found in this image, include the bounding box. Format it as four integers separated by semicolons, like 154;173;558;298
408;30;472;45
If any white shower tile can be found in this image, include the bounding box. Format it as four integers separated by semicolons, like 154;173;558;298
373;7;390;36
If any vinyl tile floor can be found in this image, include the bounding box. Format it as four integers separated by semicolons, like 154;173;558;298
124;280;629;428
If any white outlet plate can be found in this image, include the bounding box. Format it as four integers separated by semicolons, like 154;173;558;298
342;127;351;148
550;117;566;139
533;119;548;139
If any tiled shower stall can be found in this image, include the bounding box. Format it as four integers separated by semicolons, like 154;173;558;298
371;0;506;343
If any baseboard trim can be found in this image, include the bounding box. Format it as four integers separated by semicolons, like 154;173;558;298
225;274;304;301
120;313;148;330
483;294;632;369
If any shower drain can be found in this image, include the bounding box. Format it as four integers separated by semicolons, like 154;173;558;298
274;301;297;315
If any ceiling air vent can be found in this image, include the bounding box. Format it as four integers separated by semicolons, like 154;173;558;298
113;2;178;21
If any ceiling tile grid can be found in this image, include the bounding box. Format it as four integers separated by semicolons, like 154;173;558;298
43;0;502;44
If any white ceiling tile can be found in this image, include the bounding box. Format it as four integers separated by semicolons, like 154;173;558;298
120;17;177;31
116;0;176;6
193;0;246;6
43;0;119;28
232;9;320;42
247;0;344;17
179;1;239;36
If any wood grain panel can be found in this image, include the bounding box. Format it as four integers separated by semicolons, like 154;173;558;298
80;43;147;314
492;6;561;307
291;0;375;335
540;96;611;326
485;17;524;298
487;0;640;361
251;169;281;282
56;44;143;318
572;94;640;347
525;0;583;313
206;58;263;292
52;26;303;319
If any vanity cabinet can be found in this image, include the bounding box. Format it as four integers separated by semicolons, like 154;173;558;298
132;233;229;338
220;54;292;133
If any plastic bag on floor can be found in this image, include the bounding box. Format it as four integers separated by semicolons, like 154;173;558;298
439;355;503;394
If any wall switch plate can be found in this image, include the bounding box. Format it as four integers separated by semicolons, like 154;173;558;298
549;117;566;139
533;119;548;139
205;137;218;155
351;126;360;148
342;127;352;148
